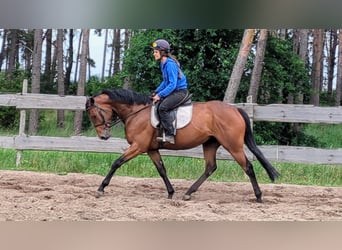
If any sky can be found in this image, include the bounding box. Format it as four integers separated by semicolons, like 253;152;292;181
88;30;111;78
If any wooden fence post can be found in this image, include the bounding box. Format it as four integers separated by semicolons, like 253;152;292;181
16;79;28;166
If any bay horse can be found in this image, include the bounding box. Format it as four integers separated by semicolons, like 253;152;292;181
86;88;280;203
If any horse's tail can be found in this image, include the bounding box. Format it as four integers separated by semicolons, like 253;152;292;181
237;108;280;182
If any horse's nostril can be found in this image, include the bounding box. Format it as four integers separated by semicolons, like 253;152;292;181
100;136;109;140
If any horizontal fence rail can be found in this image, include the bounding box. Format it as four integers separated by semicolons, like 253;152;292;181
1;135;342;165
0;81;341;165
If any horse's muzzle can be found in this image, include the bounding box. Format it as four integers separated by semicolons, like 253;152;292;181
100;135;110;140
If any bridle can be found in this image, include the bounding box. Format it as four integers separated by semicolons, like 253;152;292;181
86;104;121;128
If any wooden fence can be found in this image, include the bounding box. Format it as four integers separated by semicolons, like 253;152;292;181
1;80;342;165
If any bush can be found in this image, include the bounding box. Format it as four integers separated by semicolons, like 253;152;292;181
254;121;321;147
0;70;29;129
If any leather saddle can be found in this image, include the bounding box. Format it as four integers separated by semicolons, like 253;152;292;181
151;93;193;129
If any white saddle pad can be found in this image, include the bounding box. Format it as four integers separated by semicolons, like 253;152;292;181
151;104;193;129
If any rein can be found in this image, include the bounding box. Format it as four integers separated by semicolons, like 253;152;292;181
121;104;151;123
87;103;151;128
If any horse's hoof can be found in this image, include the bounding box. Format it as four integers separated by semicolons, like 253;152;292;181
95;190;104;198
256;197;263;203
183;194;191;201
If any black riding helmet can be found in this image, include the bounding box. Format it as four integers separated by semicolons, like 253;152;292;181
151;39;170;53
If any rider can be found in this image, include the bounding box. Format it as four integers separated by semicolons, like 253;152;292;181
151;39;189;144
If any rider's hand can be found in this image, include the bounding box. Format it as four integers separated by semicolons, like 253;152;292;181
152;94;160;103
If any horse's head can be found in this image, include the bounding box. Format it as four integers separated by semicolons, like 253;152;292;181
86;95;115;140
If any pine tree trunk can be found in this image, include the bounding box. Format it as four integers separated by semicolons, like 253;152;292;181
74;29;82;83
122;29;132;89
6;29;18;75
335;30;342;106
45;29;52;82
0;29;7;72
56;29;65;128
113;29;121;75
73;29;89;135
248;29;268;103
224;29;255;103
327;30;338;103
108;29;115;76
23;30;34;72
295;29;309;104
101;29;108;82
310;29;324;106
28;29;43;135
65;29;74;93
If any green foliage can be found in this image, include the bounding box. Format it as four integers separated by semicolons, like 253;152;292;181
235;36;314;146
236;36;311;104
84;75;125;96
254;122;321;147
122;29;177;94
122;29;244;100
175;29;243;101
0;70;30;129
258;37;311;104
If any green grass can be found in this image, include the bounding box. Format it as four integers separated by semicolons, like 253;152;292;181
1;149;341;187
304;123;342;148
0;110;341;187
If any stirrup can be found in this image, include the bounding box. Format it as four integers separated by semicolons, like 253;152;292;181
156;135;175;144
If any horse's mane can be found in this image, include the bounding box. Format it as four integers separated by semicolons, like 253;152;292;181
96;88;152;105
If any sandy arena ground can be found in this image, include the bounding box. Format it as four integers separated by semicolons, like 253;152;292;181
0;170;341;221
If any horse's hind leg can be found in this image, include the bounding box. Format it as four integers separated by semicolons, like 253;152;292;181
229;149;262;203
245;158;262;203
148;150;175;199
183;138;220;201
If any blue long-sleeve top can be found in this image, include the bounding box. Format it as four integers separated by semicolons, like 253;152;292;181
154;57;188;98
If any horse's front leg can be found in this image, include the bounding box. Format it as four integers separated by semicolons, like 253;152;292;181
147;150;175;199
96;144;142;198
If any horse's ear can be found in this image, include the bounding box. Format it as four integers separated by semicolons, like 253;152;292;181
86;97;94;109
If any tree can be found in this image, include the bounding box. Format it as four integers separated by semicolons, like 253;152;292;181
6;29;19;75
310;29;324;106
44;29;52;83
73;29;89;135
292;29;309;104
22;30;34;72
65;29;74;93
248;29;268;103
0;29;7;71
56;29;65;128
113;29;121;75
74;29;82;83
108;29;114;77
326;29;338;103
335;29;342;106
122;29;132;89
28;29;43;135
224;29;255;103
101;29;108;81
